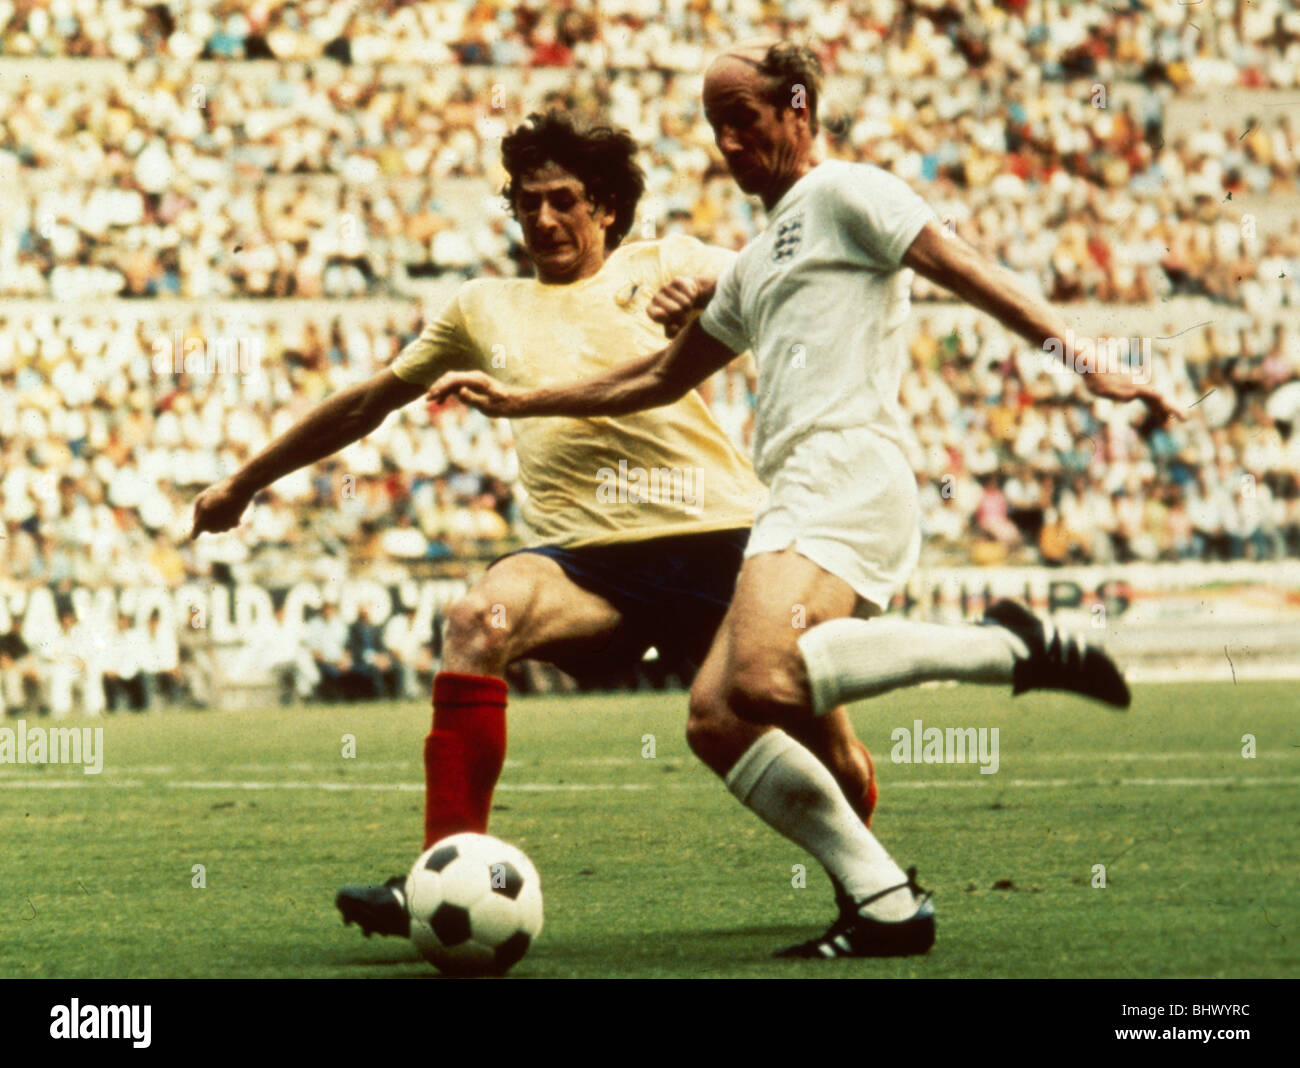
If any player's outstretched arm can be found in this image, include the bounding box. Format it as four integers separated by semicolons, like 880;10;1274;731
901;222;1182;425
425;318;738;419
190;369;426;537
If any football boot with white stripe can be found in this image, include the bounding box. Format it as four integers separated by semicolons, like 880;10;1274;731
775;868;936;959
983;599;1130;709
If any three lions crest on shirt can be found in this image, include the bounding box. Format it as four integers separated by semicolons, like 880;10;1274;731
772;213;804;264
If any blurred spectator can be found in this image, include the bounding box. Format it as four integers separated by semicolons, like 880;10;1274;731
141;611;183;707
236;603;317;705
344;603;394;699
975;476;1022;548
40;611;104;718
0;611;40;716
103;612;148;712
305;601;350;701
383;608;435;700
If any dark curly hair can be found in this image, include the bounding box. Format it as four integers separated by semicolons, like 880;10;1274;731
737;41;825;135
500;110;646;251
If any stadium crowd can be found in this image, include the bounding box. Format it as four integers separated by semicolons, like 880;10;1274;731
2;302;1296;586
3;0;1299;88
2;1;1300;715
0;596;437;715
4;62;1300;304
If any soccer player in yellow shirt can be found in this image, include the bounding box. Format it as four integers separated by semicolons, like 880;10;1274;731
191;110;879;941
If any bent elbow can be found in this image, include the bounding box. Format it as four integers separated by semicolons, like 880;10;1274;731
343;387;391;441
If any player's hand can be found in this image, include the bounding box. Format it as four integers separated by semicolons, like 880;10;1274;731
1082;369;1184;428
190;477;254;539
426;372;531;417
648;276;716;339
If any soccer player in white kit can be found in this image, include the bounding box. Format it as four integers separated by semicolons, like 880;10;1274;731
429;41;1182;958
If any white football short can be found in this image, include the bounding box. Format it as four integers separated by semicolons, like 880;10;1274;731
744;426;921;615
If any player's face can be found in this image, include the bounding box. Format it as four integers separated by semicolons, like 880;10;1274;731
703;59;810;208
514;162;614;284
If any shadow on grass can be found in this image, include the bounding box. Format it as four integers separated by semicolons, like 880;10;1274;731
329;923;825;976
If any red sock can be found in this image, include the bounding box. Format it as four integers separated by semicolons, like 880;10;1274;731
423;672;508;849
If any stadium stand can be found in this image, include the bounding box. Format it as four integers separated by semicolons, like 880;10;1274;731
2;0;1298;709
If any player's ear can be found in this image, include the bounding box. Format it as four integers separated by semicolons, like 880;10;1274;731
593;198;617;239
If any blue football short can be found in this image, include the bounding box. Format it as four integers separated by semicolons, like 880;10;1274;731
495;528;749;684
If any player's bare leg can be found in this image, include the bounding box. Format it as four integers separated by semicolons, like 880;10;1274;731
424;551;633;843
410;551;634;848
440;553;626;678
698;548;933;956
337;553;626;939
791;708;878;827
718;548;858;731
686;624;875;826
685;618;769;773
785;588;881;826
683;552;878;828
340;549;873;939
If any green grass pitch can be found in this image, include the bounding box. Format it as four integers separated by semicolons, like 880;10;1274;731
2;681;1296;978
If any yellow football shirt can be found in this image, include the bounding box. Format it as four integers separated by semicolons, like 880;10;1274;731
391;234;764;547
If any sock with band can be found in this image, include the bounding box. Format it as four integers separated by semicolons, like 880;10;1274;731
423;672;508;848
798;617;1028;717
725;730;915;920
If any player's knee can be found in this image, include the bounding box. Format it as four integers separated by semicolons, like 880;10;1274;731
724;680;779;725
686;684;761;775
723;661;804;728
685;685;730;759
443;594;511;667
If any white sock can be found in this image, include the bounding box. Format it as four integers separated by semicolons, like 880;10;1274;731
726;731;916;921
798;617;1029;717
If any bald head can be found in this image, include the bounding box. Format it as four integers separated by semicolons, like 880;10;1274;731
701;40;824;208
707;36;783;74
703;39;824;136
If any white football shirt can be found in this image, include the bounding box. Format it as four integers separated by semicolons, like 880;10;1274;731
699;158;936;483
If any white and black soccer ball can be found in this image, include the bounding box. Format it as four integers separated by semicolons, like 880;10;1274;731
405;833;543;976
